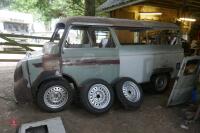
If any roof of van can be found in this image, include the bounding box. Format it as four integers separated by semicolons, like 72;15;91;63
58;16;179;30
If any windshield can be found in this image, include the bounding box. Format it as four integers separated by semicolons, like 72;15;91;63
114;27;180;45
51;23;65;43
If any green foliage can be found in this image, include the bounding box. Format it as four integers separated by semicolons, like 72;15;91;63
11;0;85;21
11;0;38;13
11;0;106;22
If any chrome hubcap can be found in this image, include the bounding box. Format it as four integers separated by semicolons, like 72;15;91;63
88;84;111;109
122;81;141;102
44;85;68;109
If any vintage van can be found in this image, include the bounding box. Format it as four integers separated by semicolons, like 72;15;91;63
14;17;184;114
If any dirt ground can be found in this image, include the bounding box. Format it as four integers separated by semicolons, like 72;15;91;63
0;64;199;133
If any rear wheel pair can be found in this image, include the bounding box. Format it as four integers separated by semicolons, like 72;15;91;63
37;78;143;114
80;78;143;114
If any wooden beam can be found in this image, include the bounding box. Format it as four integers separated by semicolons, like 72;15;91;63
0;59;20;62
189;0;200;4
149;0;200;8
0;33;51;40
0;42;43;47
146;0;200;11
0;51;26;54
145;1;180;9
0;35;34;51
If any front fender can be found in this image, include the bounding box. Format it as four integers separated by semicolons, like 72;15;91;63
152;67;173;75
14;60;32;103
31;70;62;98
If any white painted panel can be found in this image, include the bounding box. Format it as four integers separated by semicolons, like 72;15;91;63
119;45;184;83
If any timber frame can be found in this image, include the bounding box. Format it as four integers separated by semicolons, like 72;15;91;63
0;33;49;62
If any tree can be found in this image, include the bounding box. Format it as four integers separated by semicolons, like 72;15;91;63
84;0;107;16
85;0;95;16
11;0;106;22
11;0;85;21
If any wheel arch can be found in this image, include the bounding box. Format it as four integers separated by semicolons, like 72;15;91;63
150;68;171;93
35;76;63;97
151;67;173;78
62;74;78;89
37;74;78;91
32;73;78;98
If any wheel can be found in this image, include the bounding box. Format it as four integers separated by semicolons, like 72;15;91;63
151;74;169;93
37;79;74;112
115;77;143;109
80;79;114;114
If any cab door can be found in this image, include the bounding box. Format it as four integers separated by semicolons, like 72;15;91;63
167;56;200;106
61;25;119;85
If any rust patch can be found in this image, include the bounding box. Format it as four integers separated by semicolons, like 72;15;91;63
43;54;60;70
63;59;119;66
33;54;60;71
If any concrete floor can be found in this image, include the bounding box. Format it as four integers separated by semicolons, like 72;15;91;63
0;65;199;133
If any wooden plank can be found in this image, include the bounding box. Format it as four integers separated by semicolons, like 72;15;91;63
0;59;20;62
0;33;51;40
0;34;34;51
0;51;26;54
4;48;25;52
0;33;48;62
147;0;200;11
0;42;43;47
145;1;180;9
190;0;200;4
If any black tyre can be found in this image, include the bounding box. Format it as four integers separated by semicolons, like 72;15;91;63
37;79;74;112
80;79;114;114
151;74;169;93
115;77;143;109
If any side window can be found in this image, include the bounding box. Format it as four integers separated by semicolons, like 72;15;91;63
114;28;179;45
115;29;142;45
89;27;115;48
65;26;90;48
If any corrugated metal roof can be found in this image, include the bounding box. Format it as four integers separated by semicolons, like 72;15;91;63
98;0;129;11
98;0;144;12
